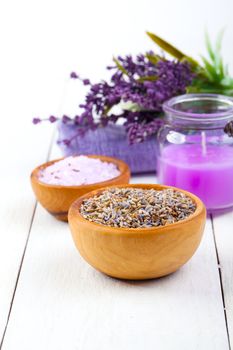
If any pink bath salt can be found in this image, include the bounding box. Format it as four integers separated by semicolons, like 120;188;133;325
39;156;121;186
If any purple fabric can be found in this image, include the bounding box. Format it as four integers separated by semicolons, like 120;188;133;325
58;122;158;174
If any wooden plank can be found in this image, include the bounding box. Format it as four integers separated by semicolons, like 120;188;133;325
0;120;53;343
212;211;233;348
1;155;229;350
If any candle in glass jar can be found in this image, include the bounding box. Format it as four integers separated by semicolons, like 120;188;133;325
158;144;233;210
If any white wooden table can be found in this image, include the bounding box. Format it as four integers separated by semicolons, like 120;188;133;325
1;119;233;350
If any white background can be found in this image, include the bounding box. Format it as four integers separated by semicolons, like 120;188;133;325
0;0;233;144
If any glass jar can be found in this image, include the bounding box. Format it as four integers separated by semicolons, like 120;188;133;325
157;94;233;212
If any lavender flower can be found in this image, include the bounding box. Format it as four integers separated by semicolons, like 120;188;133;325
70;72;79;79
126;118;164;144
33;117;41;124
62;115;72;124
35;53;194;144
49;115;57;123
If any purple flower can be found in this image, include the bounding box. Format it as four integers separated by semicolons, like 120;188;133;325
32;117;41;124
70;72;78;79
62;115;71;124
49;115;57;123
62;139;71;146
34;52;194;144
83;79;90;85
126;118;164;144
71;54;193;142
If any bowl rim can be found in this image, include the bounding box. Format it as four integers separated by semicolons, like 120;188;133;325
30;155;130;189
68;183;206;234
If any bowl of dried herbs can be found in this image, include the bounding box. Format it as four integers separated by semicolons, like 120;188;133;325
68;184;206;280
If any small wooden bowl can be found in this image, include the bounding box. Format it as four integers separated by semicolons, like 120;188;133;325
68;184;206;280
30;155;130;221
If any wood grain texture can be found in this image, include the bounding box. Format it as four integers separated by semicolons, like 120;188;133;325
69;184;206;280
1;132;230;350
0;121;54;343
31;155;130;221
1;185;229;350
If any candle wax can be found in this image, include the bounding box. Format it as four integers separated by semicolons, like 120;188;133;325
158;144;233;210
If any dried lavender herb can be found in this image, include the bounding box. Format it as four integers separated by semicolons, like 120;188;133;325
80;188;196;228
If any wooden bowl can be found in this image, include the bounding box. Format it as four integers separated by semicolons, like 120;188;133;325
30;155;130;221
68;184;206;280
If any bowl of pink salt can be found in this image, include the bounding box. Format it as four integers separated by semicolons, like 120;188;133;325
31;155;130;221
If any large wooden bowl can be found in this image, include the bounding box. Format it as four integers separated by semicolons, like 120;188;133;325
31;155;130;221
68;184;206;280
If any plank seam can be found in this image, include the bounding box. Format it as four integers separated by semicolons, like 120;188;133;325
211;213;232;350
0;129;56;349
0;202;37;349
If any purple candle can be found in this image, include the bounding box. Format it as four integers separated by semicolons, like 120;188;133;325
158;94;233;212
158;144;233;210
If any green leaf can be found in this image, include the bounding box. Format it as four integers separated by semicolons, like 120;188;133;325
120;101;142;112
103;105;113;116
113;57;128;76
205;31;215;63
136;76;158;83
221;76;233;87
145;53;160;65
215;29;225;78
216;29;225;53
201;55;219;82
180;56;200;68
202;30;227;82
218;58;225;80
146;31;199;68
146;31;186;59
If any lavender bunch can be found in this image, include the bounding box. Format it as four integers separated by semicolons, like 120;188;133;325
34;52;193;144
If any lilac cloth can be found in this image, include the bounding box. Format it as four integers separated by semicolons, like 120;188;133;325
58;123;158;174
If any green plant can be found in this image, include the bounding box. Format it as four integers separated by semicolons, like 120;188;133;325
147;30;233;96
